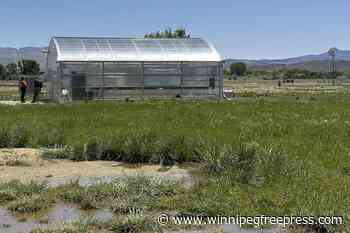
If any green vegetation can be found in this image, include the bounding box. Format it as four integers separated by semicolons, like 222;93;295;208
229;62;247;77
1;97;350;232
0;177;182;213
0;64;6;80
225;67;347;80
0;181;50;213
18;60;40;76
145;27;190;38
110;216;161;233
0;60;40;80
6;63;18;80
7;195;51;213
1;177;181;232
30;218;108;233
30;217;160;233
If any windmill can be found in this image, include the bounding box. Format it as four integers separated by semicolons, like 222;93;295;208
328;47;338;79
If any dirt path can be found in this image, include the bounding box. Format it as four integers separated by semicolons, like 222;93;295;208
0;101;44;106
0;149;196;188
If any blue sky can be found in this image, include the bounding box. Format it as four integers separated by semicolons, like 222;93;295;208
0;0;349;59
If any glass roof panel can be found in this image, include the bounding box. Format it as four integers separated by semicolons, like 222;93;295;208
52;37;221;62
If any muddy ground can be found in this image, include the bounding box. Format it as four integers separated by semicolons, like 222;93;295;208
0;149;282;233
0;149;195;188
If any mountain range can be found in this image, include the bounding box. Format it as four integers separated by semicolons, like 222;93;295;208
225;49;350;72
1;47;350;73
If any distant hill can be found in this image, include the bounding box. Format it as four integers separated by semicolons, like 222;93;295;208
1;46;350;73
224;49;350;72
0;47;47;71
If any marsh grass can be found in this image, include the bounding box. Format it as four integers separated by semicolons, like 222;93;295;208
0;180;46;197
30;218;102;233
0;125;30;148
30;216;159;233
0;176;181;223
203;142;292;186
6;194;52;213
41;146;74;160
1;96;350;229
110;216;160;233
57;176;183;212
0;181;52;213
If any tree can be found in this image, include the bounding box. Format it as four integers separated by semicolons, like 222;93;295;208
6;63;18;80
18;60;40;75
0;64;6;80
174;27;188;38
145;27;190;38
230;62;247;76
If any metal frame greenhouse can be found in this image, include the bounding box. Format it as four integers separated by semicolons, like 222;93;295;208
44;37;223;102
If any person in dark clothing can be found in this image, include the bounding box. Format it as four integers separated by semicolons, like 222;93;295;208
32;79;43;103
19;78;28;103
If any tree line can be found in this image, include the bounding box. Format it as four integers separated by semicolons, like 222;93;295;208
0;60;40;80
225;62;348;80
145;27;190;39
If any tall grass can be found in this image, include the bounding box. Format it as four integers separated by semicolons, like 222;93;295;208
1;96;350;167
1;95;350;227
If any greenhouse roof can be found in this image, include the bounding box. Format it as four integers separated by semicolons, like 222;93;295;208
50;37;221;62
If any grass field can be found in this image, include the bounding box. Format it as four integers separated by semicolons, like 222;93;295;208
2;78;350;101
225;78;350;95
1;78;350;232
0;94;350;232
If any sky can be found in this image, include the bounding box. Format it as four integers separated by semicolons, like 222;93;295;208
0;0;349;59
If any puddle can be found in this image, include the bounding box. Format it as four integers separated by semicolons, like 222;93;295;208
0;203;114;233
0;204;280;233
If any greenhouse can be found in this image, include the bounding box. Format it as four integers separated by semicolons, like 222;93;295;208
45;37;223;102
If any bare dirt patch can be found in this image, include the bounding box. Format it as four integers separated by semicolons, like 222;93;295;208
0;149;196;188
0;149;45;167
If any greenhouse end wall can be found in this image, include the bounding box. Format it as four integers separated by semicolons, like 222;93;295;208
50;61;223;101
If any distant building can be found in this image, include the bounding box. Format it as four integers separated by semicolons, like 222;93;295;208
43;37;223;102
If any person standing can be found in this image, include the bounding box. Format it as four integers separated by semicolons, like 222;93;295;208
32;79;42;103
19;78;28;103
